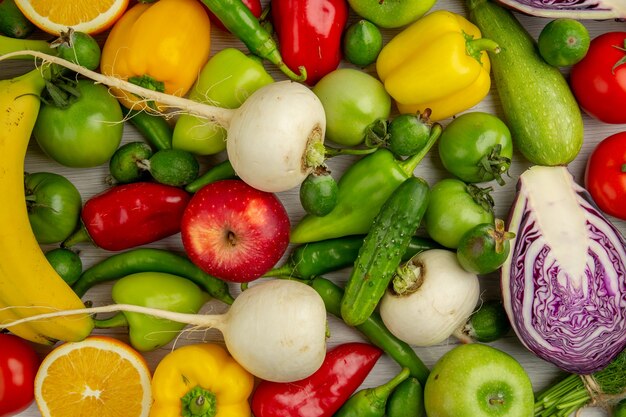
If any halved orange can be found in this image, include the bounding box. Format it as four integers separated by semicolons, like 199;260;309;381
14;0;129;35
34;336;152;417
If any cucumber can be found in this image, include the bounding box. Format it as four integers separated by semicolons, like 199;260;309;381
340;176;430;326
467;0;584;166
0;0;35;39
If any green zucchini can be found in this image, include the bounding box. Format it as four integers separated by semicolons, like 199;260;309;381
340;176;430;326
467;0;584;166
0;0;35;39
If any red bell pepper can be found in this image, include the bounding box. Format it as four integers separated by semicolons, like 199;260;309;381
63;182;191;251
251;342;382;417
271;0;348;86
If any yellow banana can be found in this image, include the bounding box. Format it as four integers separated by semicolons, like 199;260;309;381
0;68;93;344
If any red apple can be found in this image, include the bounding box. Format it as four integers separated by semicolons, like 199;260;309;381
181;179;290;282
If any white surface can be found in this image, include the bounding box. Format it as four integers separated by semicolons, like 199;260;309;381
4;1;626;416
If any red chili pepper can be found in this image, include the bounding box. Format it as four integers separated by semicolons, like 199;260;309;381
63;182;191;251
271;0;348;86
251;342;382;417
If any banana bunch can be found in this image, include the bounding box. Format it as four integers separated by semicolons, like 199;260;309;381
0;68;93;344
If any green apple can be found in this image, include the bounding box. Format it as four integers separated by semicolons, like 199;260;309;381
347;0;437;29
424;344;534;417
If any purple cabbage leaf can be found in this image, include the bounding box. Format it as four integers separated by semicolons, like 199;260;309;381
502;166;626;374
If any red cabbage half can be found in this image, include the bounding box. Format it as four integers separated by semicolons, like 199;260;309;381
502;166;626;374
497;0;626;19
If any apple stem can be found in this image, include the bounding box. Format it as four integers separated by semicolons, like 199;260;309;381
0;304;229;333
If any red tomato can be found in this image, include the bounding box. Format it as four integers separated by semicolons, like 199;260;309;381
0;334;40;416
206;0;263;32
570;31;626;124
585;132;626;220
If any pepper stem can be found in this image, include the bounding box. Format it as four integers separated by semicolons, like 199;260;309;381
265;49;307;82
368;368;411;406
181;385;217;417
397;122;443;176
61;225;92;248
464;32;501;63
93;312;128;329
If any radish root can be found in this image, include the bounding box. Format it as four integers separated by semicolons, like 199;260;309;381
0;304;227;331
0;50;234;127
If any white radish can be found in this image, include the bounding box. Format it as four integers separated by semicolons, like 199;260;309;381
0;51;326;193
379;249;480;347
226;81;326;192
0;279;328;383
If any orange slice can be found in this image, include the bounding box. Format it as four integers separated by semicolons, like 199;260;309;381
34;336;152;417
14;0;129;35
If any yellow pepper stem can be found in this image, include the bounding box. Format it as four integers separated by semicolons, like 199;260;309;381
465;32;501;62
181;385;217;417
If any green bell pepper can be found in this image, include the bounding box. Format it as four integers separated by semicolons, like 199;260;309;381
172;48;274;155
290;125;440;244
93;272;209;352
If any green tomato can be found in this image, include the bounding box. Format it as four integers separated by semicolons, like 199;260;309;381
424;179;495;249
347;0;436;29
438;112;513;185
25;172;82;244
313;68;391;147
33;80;123;168
456;220;513;275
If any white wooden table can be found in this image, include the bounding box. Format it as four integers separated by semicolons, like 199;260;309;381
4;1;626;416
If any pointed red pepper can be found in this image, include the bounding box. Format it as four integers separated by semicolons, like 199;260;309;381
63;182;191;251
251;342;383;417
271;0;349;86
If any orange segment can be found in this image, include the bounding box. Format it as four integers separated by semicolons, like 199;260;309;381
35;336;152;417
14;0;129;35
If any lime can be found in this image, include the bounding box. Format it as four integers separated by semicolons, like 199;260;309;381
343;19;383;67
109;141;153;184
538;18;590;67
45;248;83;286
148;148;200;187
299;172;338;216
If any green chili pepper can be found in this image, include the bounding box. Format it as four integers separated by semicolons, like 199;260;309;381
311;277;429;384
173;48;274;156
291;125;441;244
72;248;234;305
386;377;425;417
334;367;410;417
198;2;305;82
267;235;441;280
93;272;209;351
184;159;237;194
121;107;173;151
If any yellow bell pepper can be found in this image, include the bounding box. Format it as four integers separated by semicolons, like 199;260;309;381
150;343;254;417
376;10;499;121
101;0;211;110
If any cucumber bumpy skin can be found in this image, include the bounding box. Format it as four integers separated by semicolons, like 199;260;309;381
467;0;584;166
340;176;430;327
